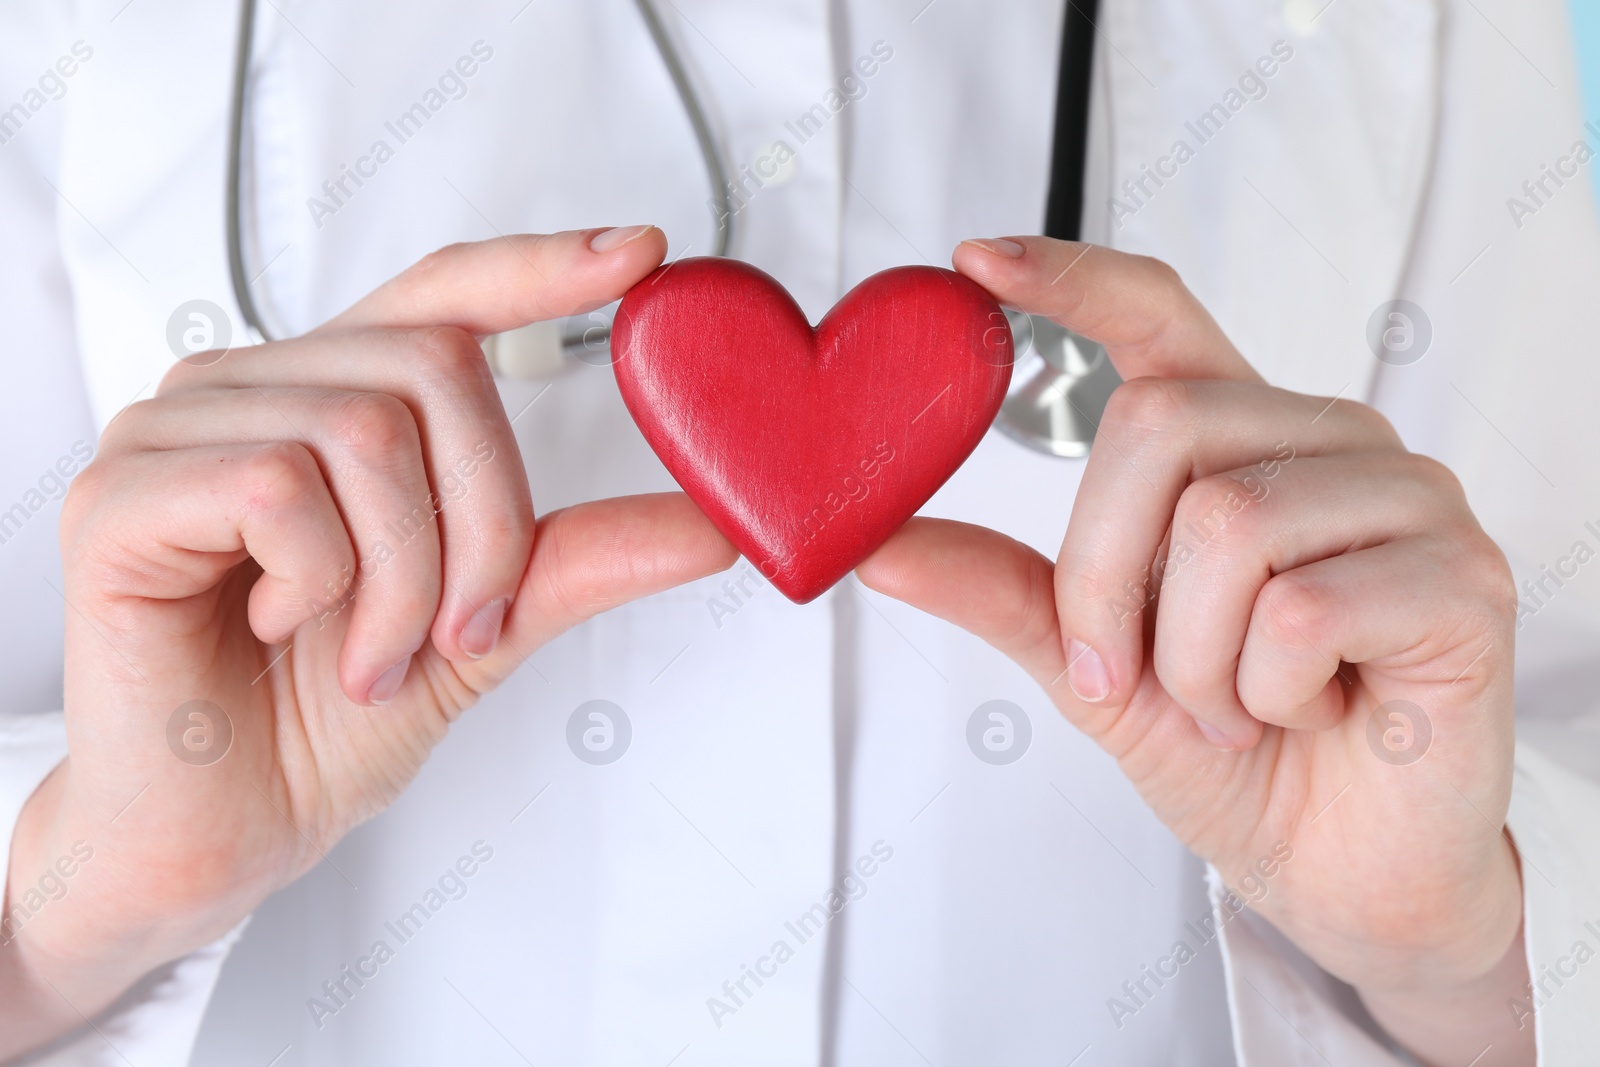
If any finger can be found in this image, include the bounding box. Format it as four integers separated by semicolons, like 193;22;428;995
161;228;667;660
1156;453;1463;744
1052;379;1395;724
67;444;354;646
105;388;446;700
952;237;1258;382
857;517;1069;697
324;226;668;337
157;329;530;664
466;493;738;685
1236;535;1511;731
859;517;1229;768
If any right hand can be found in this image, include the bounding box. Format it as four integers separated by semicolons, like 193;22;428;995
1;228;734;1053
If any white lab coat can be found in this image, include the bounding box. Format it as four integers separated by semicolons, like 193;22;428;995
3;0;1600;1064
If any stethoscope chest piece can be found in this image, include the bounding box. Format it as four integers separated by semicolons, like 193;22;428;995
995;310;1122;458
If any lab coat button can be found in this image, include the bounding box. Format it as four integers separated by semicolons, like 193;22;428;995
753;140;799;188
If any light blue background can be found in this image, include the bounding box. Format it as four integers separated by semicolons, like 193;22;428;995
1574;0;1600;204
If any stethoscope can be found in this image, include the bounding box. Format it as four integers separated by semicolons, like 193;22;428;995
225;0;1115;456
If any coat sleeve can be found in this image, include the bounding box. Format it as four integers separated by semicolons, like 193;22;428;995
1209;861;1413;1066
1;10;243;1066
1503;744;1600;1061
1;715;248;1067
1214;742;1600;1065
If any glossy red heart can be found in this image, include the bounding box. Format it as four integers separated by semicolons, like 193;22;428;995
613;258;1013;603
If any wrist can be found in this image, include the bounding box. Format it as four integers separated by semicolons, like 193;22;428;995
1;764;140;1057
1354;840;1533;1066
1359;916;1534;1067
3;763;243;1024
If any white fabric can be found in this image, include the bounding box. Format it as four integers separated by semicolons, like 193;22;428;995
0;0;1597;1063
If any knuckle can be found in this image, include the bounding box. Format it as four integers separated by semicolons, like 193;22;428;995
1137;254;1185;292
374;568;443;624
240;441;323;512
464;504;535;558
1173;474;1267;547
408;242;470;288
1344;400;1404;447
326;391;419;459
1463;533;1517;611
155;359;203;397
1405;452;1467;502
533;515;608;620
1103;376;1194;445
59;458;116;537
1150;642;1206;708
1055;550;1117;607
1058;551;1151;632
1132;257;1188;343
994;548;1058;651
408;325;489;387
97;398;159;453
1256;572;1336;650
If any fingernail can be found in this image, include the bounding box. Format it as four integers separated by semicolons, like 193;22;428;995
962;237;1026;259
368;656;412;706
1066;639;1111;703
1195;720;1238;751
459;598;508;660
590;225;654;253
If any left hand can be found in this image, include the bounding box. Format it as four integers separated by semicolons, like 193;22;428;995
860;238;1530;1066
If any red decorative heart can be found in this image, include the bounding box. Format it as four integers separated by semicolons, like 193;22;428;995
613;259;1013;603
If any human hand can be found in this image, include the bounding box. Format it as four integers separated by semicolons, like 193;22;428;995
860;238;1531;1066
1;228;735;1057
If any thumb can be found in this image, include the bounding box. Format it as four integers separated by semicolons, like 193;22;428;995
859;518;1219;765
952;237;1261;384
322;226;668;338
467;493;736;685
857;516;1081;713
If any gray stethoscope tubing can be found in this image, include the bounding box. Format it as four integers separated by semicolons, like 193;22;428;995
225;0;1105;455
225;0;734;348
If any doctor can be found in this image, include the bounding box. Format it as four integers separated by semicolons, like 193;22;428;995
2;1;1599;1065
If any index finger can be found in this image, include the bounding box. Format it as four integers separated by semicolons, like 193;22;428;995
952;237;1261;384
325;226;668;337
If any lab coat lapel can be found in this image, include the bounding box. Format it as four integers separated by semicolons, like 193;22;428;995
1095;0;1442;401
